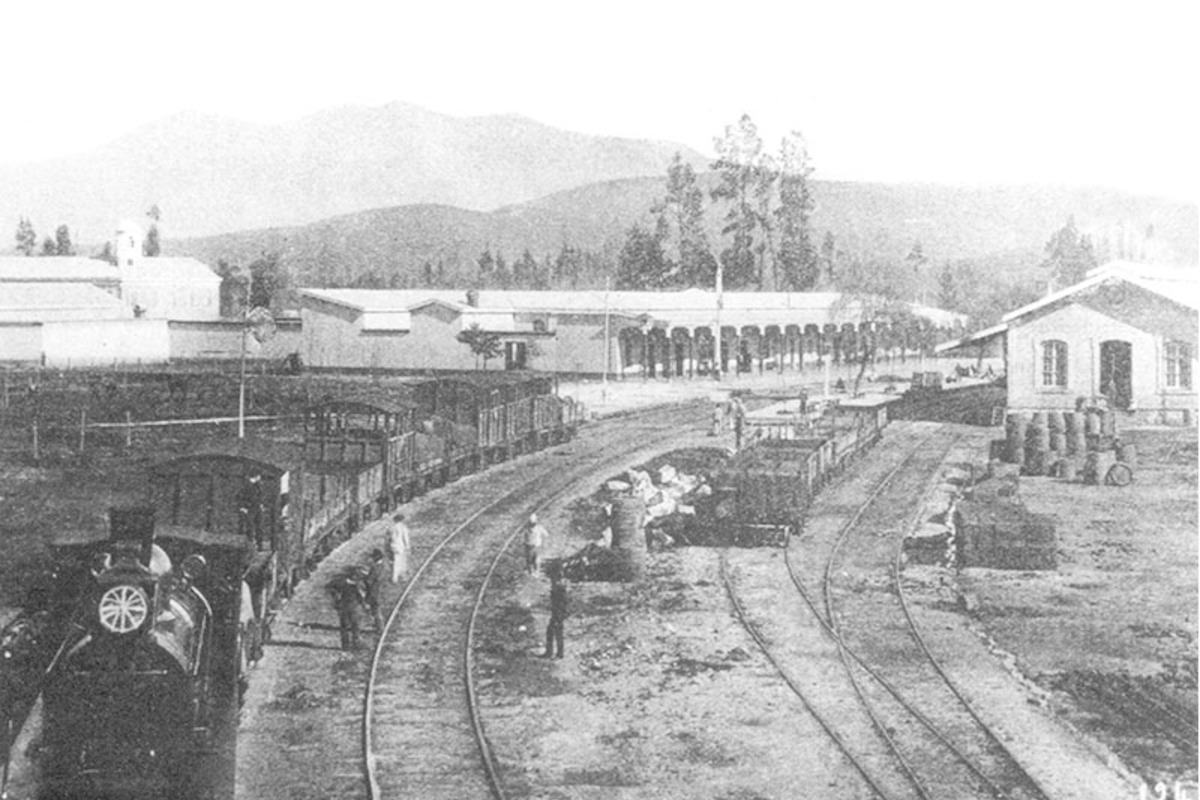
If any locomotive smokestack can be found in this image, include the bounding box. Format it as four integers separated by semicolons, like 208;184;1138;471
108;506;157;566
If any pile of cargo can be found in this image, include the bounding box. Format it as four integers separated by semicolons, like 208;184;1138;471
953;465;1057;570
997;408;1135;486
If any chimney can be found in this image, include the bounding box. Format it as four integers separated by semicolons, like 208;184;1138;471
466;289;479;307
109;506;157;566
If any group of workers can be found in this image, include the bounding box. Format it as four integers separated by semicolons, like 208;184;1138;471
711;392;749;448
325;510;568;659
524;513;568;659
326;512;411;651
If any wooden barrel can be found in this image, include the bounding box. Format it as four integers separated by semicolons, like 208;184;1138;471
1085;411;1102;437
1047;411;1065;434
1057;458;1078;482
1005;414;1028;465
611;495;647;581
1026;414;1050;451
1083;451;1116;485
1116;441;1137;466
1100;410;1116;437
1024;447;1050;476
1049;431;1067;453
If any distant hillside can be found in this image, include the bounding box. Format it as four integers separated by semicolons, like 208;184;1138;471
0;102;707;241
167;177;1198;291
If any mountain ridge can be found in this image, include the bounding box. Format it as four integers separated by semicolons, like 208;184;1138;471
0;102;709;241
163;176;1198;295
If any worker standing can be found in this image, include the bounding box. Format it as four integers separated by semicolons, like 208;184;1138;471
328;570;367;651
364;549;387;632
388;512;411;584
542;564;569;659
524;513;547;575
731;393;747;450
710;392;726;436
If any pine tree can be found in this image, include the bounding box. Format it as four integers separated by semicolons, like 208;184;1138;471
143;205;162;256
1042;216;1097;288
656;153;715;289
54;224;74;256
711;114;764;290
14;218;36;256
616;224;669;290
776;133;817;290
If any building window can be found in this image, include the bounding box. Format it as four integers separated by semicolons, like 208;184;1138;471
1041;340;1067;387
1165;341;1192;389
531;318;547;333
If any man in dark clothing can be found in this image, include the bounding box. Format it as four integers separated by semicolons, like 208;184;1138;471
329;571;367;650
364;549;387;632
236;474;265;549
542;566;568;659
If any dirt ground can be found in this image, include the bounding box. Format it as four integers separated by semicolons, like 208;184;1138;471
959;426;1198;788
473;426;1196;799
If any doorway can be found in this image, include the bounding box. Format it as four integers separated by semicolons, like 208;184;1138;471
1099;340;1132;410
505;341;527;370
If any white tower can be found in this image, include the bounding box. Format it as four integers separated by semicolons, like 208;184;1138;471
115;220;143;267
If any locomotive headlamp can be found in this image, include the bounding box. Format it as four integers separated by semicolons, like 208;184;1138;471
181;553;208;581
98;584;149;633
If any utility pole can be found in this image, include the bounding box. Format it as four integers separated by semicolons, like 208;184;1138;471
238;275;251;439
714;257;724;381
602;277;611;404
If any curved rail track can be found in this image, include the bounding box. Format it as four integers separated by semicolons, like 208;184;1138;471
363;402;712;800
722;422;1054;800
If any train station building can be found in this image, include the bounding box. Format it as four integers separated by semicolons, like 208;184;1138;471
937;261;1198;424
298;288;967;376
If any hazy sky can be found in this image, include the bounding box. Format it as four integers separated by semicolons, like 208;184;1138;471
3;0;1197;201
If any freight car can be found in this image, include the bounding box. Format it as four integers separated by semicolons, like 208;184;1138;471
711;395;897;544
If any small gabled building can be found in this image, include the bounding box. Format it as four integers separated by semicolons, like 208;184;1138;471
937;261;1197;424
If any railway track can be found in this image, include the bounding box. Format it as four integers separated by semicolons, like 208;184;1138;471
723;422;1053;800
362;403;711;800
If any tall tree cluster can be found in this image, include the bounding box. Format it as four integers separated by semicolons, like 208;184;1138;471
616;114;818;291
12;219;75;257
1042;215;1097;289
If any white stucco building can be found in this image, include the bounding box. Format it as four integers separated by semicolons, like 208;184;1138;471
937;261;1197;424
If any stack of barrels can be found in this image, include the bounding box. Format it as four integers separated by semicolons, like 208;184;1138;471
1001;408;1134;485
609;494;648;582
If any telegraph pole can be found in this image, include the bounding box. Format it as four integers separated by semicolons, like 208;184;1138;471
238;276;251;439
602;277;611;403
714;257;724;381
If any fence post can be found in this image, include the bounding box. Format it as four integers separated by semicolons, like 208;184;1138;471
125;410;133;449
79;409;87;455
32;420;39;463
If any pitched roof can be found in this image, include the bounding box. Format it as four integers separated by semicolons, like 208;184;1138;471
1002;260;1199;323
0;282;128;322
300;288;965;329
0;257;119;283
120;257;221;283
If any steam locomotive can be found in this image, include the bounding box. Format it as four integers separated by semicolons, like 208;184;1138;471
38;509;243;799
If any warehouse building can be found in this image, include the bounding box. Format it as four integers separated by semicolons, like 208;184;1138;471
937;261;1197;424
298;287;966;376
0;283;170;366
0;221;220;365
